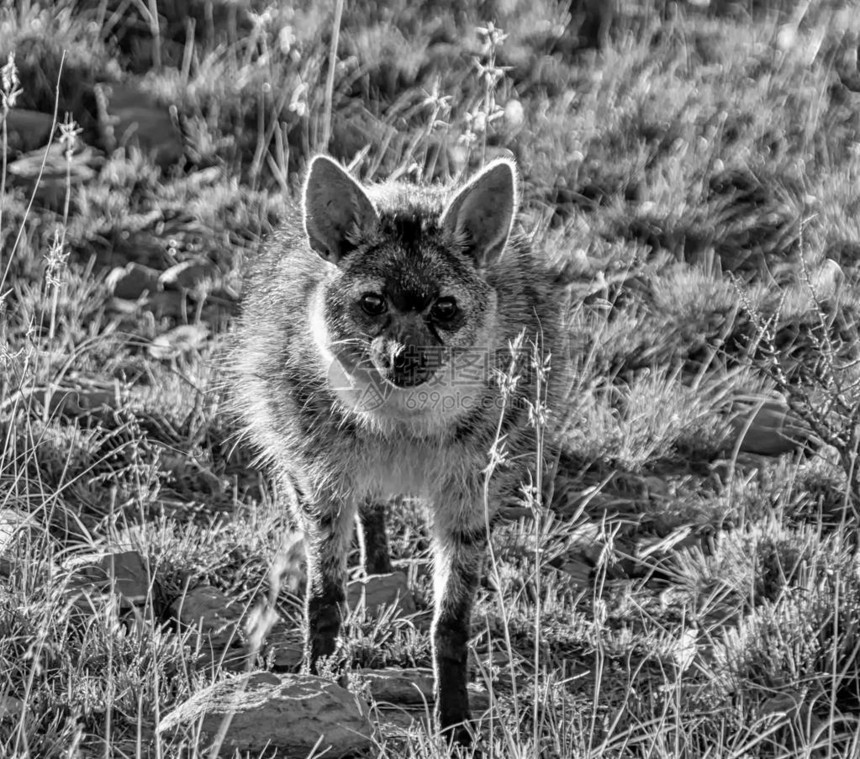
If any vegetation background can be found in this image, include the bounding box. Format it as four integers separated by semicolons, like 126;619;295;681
1;0;860;756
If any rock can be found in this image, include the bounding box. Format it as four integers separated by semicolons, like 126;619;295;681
158;672;372;758
357;667;491;710
66;550;154;607
44;385;118;417
0;509;33;554
143;290;186;318
369;667;491;732
171;587;305;673
808;258;844;301
375;708;431;732
106;262;161;299
496;504;535;522
469;685;491;712
3;108;53;154
566;0;616;50
347;571;416;617
0;378;120;419
6;141;101;209
148;324;209;360
264;622;305;672
171;585;244;652
0;695;24;722
109;290;186;319
729;394;813;456
329;103;396;165
111;227;168;268
503;99;525;130
554;557;593;588
159;260;214;290
107;297;140;317
0;509;37;577
356;667;435;704
95;81;184;169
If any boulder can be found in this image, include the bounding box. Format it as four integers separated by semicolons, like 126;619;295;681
356;667;435;704
0;695;24;722
264;622;305;673
158;672;372;758
729;394;813;456
0;509;38;577
6;141;101;209
106;262;161;299
366;667;492;731
170;585;244;652
0;378;120;419
347;571;416;617
148;324;209;360
66;550;154;609
357;667;491;711
3;108;53;154
95;81;184;169
159;260;214;290
171;587;308;672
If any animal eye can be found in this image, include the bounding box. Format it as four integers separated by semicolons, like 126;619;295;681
360;293;387;316
431;297;458;322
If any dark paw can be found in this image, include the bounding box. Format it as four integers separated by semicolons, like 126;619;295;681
441;720;474;751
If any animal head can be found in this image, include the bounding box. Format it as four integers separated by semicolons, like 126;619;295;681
303;155;519;411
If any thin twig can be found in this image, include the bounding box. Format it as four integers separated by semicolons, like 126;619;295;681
322;0;345;151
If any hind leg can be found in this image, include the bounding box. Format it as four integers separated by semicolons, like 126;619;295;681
357;497;392;576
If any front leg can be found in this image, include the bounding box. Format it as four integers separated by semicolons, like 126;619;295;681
431;513;488;747
303;499;357;672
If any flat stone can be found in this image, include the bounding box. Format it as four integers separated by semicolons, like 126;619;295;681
0;695;24;722
171;588;307;672
555;556;593;587
374;707;431;732
4;108;53;154
729;393;812;456
158;672;372;758
264;622;304;672
148;324;209;360
108;290;186;319
143;290;186;317
0;509;33;554
1;378;120;419
808;258;844;300
159;260;214;290
106;262;161;299
0;509;37;577
66;550;154;606
356;667;435;704
171;585;244;651
358;667;491;711
373;677;491;733
347;571;416;617
6;141;101;208
42;385;116;417
95;81;183;168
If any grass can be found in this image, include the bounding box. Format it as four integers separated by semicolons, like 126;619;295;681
1;0;860;756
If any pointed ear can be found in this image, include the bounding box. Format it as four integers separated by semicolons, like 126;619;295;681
303;155;378;264
440;158;518;268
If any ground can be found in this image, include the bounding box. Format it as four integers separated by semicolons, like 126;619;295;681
1;0;860;757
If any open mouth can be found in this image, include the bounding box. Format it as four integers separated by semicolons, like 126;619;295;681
377;364;434;388
330;341;454;406
330;346;436;391
372;344;443;389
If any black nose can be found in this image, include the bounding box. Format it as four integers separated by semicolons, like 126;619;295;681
389;347;430;387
